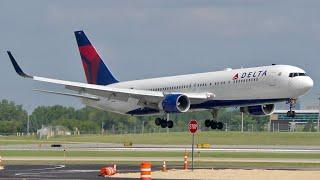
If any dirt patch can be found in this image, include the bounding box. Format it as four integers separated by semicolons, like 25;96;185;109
113;169;320;180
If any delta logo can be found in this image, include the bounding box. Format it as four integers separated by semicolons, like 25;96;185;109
232;74;239;80
232;70;267;80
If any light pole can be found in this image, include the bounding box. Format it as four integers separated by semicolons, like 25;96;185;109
26;104;33;136
27;114;30;135
141;121;145;134
167;114;170;133
241;112;244;132
318;97;320;132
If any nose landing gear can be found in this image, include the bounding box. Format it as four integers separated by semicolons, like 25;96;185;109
287;98;296;118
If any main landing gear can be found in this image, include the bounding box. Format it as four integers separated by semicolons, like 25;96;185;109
287;98;296;118
155;114;174;128
204;109;224;130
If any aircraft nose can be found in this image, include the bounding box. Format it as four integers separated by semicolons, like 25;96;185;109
302;77;313;91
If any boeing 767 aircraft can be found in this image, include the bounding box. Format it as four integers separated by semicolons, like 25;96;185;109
7;31;313;129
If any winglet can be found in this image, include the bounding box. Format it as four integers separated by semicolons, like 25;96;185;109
7;51;33;78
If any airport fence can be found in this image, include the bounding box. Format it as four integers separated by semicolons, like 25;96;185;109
1;122;318;137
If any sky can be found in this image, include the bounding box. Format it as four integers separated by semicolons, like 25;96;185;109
0;0;319;112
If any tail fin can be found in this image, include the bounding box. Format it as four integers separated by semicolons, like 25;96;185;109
74;31;118;85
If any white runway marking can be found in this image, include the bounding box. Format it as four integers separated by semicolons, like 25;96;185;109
15;169;100;178
15;164;65;176
6;157;320;163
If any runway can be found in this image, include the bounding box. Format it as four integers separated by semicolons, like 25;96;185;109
0;164;175;179
3;156;320;164
2;143;320;153
2;143;320;179
1;164;114;179
2;163;320;180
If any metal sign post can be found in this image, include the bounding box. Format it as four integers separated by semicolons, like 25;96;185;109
192;133;194;170
188;119;198;171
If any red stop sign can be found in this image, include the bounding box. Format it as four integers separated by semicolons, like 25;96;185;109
188;119;198;134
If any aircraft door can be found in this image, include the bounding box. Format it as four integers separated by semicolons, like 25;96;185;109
269;71;277;87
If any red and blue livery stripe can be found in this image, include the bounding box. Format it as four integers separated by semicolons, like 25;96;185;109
75;31;118;85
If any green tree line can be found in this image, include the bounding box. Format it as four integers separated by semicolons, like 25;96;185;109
0;99;270;134
0;99;27;133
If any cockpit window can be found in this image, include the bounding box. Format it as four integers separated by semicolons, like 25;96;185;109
289;72;307;78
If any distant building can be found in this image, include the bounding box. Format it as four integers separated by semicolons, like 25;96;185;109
270;110;319;131
37;125;71;139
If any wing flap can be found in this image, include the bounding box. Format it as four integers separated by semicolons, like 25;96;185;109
33;89;100;101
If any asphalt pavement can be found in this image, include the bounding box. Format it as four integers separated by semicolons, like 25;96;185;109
2;163;320;180
0;164;140;179
2;143;320;153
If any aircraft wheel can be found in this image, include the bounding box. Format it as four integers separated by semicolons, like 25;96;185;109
205;119;212;127
167;120;174;128
217;122;224;130
155;118;161;126
210;120;217;130
287;111;296;118
287;111;292;117
160;119;167;128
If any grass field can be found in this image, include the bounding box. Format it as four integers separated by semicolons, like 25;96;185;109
1;131;320;145
1;150;320;159
2;132;320;170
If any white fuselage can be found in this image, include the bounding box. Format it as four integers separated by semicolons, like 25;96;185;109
82;64;313;115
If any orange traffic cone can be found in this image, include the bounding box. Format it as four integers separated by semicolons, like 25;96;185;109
99;164;117;177
183;151;188;170
0;156;4;170
140;161;151;180
162;160;167;172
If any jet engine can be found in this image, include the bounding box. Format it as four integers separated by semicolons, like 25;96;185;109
240;104;275;116
161;94;190;113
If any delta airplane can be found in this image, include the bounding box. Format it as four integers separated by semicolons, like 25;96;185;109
7;31;313;129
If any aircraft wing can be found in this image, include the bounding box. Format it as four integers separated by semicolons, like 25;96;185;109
7;51;213;106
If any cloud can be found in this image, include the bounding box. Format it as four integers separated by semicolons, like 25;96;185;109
44;2;300;40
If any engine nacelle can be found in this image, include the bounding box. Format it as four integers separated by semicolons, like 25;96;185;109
240;104;275;116
161;94;190;113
